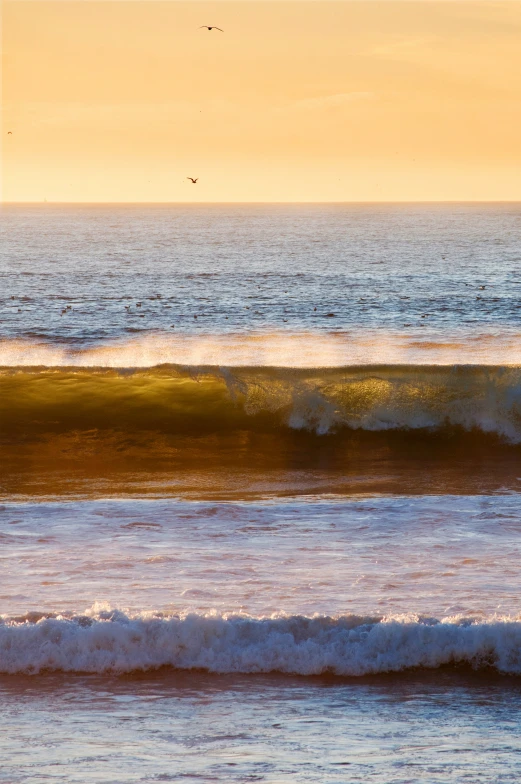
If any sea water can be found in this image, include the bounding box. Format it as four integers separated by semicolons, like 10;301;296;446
1;203;521;782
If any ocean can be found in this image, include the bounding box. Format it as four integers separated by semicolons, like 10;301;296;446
1;202;521;782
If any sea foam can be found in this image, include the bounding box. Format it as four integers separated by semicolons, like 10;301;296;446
2;608;521;676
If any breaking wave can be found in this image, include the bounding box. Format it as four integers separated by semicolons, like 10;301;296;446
3;331;521;367
1;363;521;441
2;607;521;676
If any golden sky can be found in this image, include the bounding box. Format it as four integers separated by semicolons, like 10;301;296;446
2;1;521;202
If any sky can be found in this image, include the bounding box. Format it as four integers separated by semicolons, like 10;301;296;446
2;1;521;202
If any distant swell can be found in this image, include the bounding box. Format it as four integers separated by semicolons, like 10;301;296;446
2;609;521;676
1;363;521;441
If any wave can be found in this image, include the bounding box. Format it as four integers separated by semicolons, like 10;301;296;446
2;607;521;676
3;331;521;367
1;363;521;441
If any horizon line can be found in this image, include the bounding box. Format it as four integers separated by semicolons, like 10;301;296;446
2;200;521;206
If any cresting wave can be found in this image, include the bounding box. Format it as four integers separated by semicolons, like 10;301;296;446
4;331;521;367
1;363;521;440
2;608;521;676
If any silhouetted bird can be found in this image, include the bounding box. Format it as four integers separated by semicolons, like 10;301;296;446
199;26;223;32
187;177;198;184
7;131;12;135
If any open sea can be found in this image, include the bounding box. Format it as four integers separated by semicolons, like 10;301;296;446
1;202;521;782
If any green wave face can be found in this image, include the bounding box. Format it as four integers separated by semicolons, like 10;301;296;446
1;364;521;439
1;363;521;500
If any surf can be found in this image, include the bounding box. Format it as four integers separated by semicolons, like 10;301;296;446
3;606;521;676
1;363;521;441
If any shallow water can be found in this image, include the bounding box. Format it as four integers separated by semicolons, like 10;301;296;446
2;203;521;780
2;671;521;783
3;495;521;619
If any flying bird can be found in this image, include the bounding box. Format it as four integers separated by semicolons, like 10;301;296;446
7;131;12;135
199;26;223;32
187;177;198;184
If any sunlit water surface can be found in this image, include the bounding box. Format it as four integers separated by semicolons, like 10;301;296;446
2;204;521;782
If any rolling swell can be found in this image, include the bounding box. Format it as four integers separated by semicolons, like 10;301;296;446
2;608;521;676
1;363;521;442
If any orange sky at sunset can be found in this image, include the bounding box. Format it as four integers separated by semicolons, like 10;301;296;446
2;1;521;202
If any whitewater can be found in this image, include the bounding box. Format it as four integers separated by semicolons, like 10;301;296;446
4;609;521;677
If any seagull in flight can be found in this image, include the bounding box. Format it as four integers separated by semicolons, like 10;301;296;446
7;131;12;135
199;26;224;32
187;177;198;184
